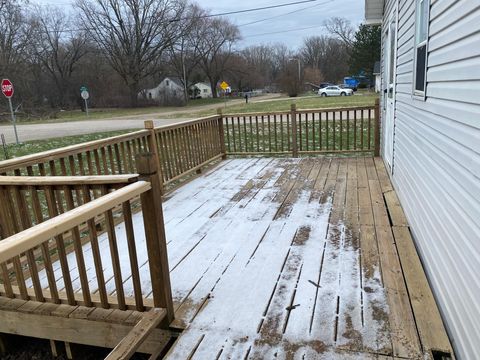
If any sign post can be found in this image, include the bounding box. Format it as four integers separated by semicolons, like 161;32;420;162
220;81;229;109
1;79;19;144
80;85;90;117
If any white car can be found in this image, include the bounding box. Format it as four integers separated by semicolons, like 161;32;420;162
318;86;353;97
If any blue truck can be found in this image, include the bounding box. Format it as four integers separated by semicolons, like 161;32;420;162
343;77;359;91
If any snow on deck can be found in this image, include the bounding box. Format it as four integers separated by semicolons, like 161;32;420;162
34;157;419;358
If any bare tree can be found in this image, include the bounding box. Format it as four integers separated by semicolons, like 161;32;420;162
167;4;205;102
300;35;350;83
300;36;330;70
195;17;240;98
75;0;187;106
241;45;276;88
0;0;31;75
31;6;88;107
324;17;355;47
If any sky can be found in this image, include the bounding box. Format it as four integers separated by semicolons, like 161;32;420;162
33;0;365;49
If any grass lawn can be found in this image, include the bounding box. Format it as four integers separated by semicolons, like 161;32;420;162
10;97;232;124
1;129;135;161
169;92;379;119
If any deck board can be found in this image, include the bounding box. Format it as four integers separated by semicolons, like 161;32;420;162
29;157;452;359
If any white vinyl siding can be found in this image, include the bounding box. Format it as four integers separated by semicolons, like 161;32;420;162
381;0;480;359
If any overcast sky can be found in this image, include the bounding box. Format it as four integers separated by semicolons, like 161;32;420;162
33;0;365;48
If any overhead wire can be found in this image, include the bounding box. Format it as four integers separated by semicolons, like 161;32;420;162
243;24;325;38
170;0;319;21
20;0;335;40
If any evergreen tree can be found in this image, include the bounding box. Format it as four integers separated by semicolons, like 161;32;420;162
348;25;381;78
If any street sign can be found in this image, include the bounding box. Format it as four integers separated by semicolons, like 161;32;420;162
1;79;14;98
220;81;229;91
1;79;19;144
80;86;90;117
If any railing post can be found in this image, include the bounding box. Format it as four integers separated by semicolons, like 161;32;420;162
217;108;227;159
290;103;298;157
136;153;174;324
144;120;164;195
374;98;381;157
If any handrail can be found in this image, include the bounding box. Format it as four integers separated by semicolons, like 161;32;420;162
153;115;219;132
0;130;149;173
0;181;150;264
223;103;379;156
0;116;220;173
0;174;139;186
0;153;174;320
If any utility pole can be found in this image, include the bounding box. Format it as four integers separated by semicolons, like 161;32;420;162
182;52;188;103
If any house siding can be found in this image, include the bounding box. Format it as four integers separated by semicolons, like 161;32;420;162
381;0;480;359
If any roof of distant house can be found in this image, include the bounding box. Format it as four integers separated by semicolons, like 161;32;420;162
162;76;183;87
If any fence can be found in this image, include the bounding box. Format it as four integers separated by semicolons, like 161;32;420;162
0;154;173;321
221;100;380;156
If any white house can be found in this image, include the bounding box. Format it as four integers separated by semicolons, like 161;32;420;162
189;82;212;99
140;77;185;105
366;1;480;359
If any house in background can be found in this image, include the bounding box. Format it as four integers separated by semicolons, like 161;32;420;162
139;77;185;105
189;82;212;99
365;0;480;359
373;61;381;92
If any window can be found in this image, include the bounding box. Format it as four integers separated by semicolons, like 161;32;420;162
166;80;170;86
414;0;429;95
203;89;208;93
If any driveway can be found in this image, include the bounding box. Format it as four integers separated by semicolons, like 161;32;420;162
0;94;281;144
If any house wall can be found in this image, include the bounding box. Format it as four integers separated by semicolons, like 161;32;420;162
381;0;480;359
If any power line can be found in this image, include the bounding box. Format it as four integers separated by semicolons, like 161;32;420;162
238;0;334;27
171;0;319;21
243;24;325;38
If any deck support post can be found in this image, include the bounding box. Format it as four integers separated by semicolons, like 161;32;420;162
290;103;298;157
136;153;174;324
374;98;381;157
144;121;164;195
217;108;227;159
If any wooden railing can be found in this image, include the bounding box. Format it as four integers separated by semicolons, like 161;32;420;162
0;154;173;321
0;115;226;193
0;175;139;241
0;130;150;177
220;99;380;157
147;116;225;186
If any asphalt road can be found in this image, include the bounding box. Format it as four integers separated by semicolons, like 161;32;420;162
0;94;280;144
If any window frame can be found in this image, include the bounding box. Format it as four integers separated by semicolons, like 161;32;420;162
412;0;430;100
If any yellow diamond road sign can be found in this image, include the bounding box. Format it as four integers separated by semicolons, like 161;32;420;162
220;81;229;91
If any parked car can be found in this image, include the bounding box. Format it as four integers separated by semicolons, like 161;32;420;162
318;86;354;97
319;82;335;89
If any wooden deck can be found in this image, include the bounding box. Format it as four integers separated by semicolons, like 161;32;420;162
26;157;451;359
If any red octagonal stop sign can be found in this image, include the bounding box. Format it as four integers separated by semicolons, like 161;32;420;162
1;79;14;98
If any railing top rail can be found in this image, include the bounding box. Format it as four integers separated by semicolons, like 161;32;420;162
152;114;219;133
0;129;149;173
221;104;375;118
0;174;139;186
0;181;151;264
223;110;290;117
295;105;376;114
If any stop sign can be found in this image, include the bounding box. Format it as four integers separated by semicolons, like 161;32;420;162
1;79;14;98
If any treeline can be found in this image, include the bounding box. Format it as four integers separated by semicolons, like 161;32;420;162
0;0;379;113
